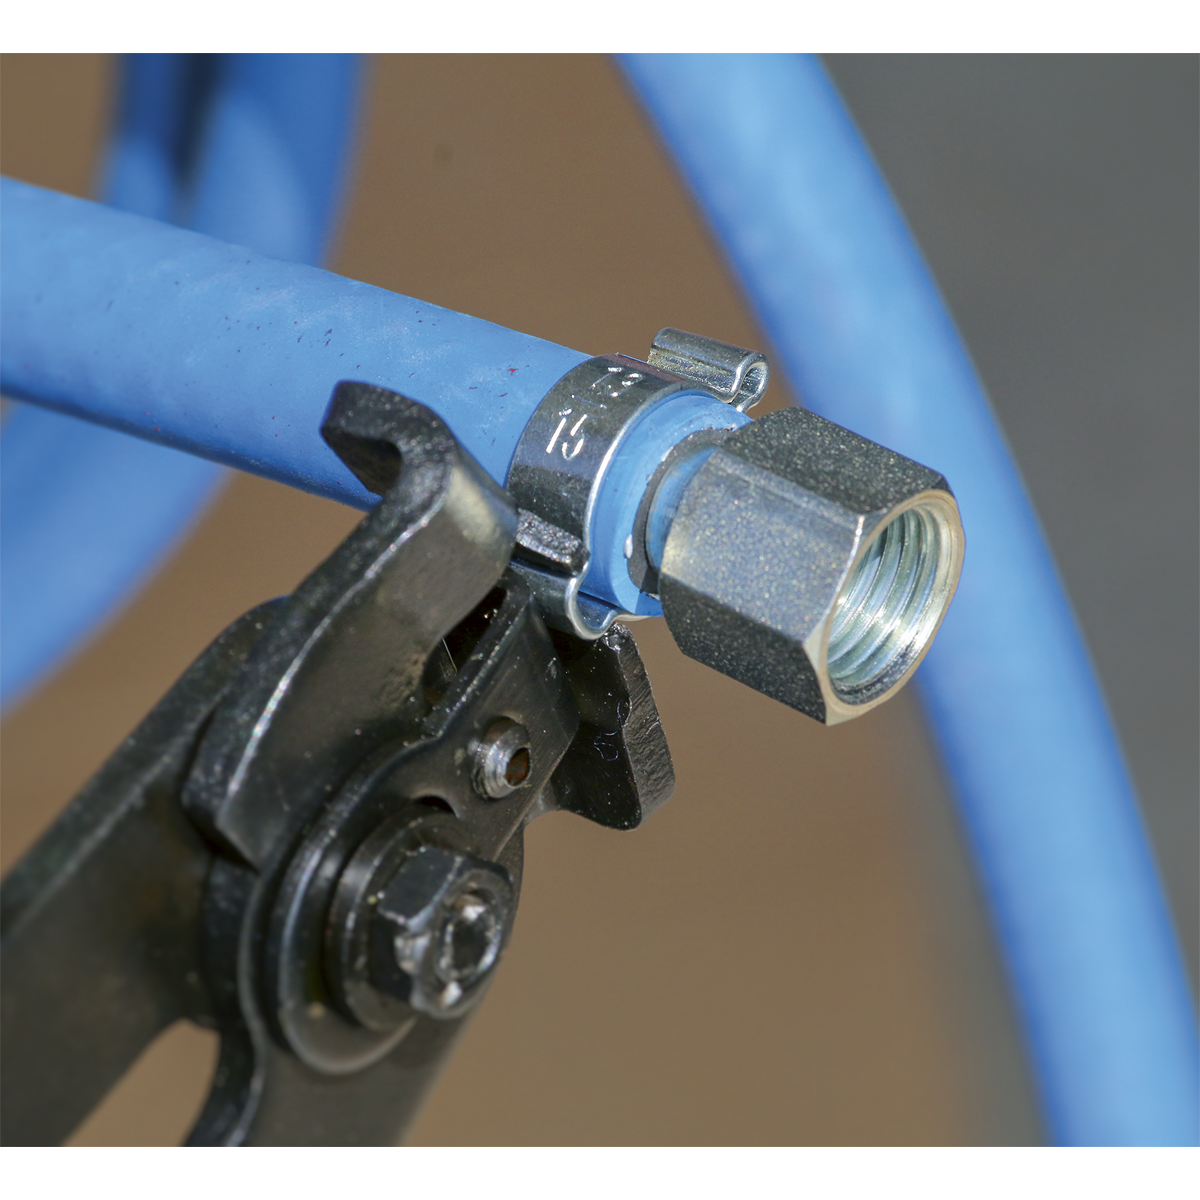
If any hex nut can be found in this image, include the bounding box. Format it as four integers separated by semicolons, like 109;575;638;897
368;844;513;1019
658;407;964;724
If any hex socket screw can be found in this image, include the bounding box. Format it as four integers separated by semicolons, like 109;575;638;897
367;845;513;1019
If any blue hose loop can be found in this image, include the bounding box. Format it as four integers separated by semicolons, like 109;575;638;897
1;55;364;710
618;53;1198;1146
0;409;225;708
100;53;209;223
187;54;362;267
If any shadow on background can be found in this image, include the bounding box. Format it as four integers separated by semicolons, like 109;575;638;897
3;52;1193;1146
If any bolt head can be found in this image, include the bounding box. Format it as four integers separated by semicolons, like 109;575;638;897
368;844;512;1018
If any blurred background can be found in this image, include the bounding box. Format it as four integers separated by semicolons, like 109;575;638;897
0;54;1194;1146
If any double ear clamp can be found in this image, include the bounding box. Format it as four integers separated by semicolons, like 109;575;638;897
505;330;768;639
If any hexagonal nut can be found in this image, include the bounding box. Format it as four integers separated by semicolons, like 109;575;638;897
658;407;964;724
368;845;513;1020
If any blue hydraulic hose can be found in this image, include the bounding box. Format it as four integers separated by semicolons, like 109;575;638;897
0;178;738;617
619;53;1199;1146
0;179;590;507
1;55;363;709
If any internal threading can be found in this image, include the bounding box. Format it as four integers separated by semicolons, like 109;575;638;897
826;504;953;704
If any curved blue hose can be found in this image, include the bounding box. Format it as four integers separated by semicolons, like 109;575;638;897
101;53;209;223
1;55;363;710
619;53;1198;1146
186;54;362;267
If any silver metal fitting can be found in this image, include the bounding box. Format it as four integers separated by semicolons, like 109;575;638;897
653;407;964;724
647;327;769;412
473;718;532;799
507;330;962;725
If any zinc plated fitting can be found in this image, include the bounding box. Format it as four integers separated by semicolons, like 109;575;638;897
508;329;964;725
649;406;964;724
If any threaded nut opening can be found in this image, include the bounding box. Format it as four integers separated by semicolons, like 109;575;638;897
826;497;961;705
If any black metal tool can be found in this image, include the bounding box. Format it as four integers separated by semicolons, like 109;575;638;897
0;383;674;1146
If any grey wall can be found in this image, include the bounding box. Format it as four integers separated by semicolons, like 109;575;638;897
826;54;1199;986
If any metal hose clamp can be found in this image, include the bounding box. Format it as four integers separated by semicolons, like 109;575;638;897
506;333;767;639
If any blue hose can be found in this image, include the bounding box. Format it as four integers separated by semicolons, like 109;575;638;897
186;54;362;266
101;53;210;223
619;53;1199;1146
1;55;363;709
1;179;742;622
0;180;590;507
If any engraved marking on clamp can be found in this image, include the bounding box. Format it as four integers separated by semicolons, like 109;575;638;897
546;409;590;460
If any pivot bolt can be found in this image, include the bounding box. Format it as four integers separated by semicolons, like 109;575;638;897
368;844;512;1019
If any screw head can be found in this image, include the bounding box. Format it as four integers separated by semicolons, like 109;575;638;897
473;719;532;799
368;844;512;1019
435;889;503;986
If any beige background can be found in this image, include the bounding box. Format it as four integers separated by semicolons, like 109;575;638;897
0;54;1037;1145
